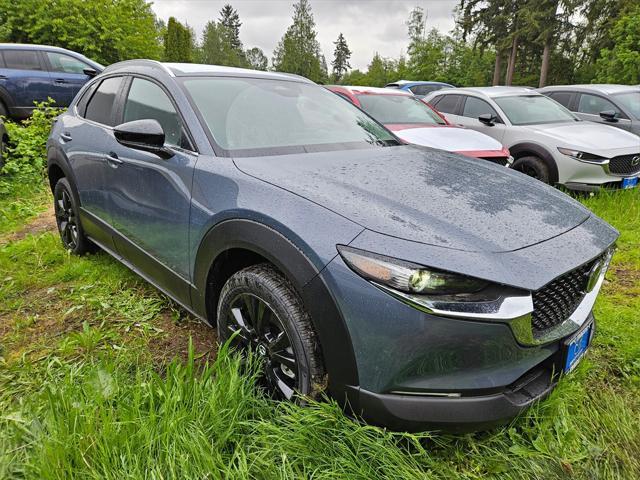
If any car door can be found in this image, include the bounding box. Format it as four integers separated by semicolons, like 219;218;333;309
575;92;634;133
105;76;197;301
455;95;507;143
0;49;50;114
42;50;95;107
63;75;125;249
429;93;464;124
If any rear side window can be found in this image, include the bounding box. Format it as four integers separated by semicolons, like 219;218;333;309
123;77;185;148
76;82;100;117
46;52;89;74
409;85;441;97
431;94;461;114
547;91;573;109
84;76;123;126
2;50;43;71
462;96;500;120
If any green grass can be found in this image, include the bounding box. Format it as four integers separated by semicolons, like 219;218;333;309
1;188;639;479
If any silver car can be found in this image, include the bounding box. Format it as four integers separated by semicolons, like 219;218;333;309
538;84;640;137
425;87;640;192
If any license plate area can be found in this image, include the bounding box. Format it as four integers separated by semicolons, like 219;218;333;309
621;177;638;189
563;322;593;374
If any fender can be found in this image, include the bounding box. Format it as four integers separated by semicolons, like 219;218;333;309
47;142;80;194
191;218;360;401
509;142;559;184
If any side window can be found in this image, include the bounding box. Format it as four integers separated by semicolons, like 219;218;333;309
548;91;573;109
410;85;440;97
462;96;500;121
577;93;625;118
76;82;100;117
433;94;462;115
45;52;89;74
123;77;185;148
2;50;43;71
85;76;123;126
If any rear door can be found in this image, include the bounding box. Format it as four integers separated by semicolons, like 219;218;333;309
0;49;50;113
104;76;197;302
63;75;125;248
42;50;95;107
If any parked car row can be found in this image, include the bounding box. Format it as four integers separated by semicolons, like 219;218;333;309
46;60;621;432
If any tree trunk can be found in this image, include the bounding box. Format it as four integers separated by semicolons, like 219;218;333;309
539;38;551;87
492;52;502;85
505;35;518;85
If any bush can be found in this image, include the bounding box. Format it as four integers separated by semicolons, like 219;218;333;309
0;100;61;196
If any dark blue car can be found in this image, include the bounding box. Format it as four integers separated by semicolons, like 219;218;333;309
47;61;618;431
0;44;102;119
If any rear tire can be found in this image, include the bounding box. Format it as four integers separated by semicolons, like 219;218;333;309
0;101;7;118
217;263;325;401
512;155;551;184
53;177;95;255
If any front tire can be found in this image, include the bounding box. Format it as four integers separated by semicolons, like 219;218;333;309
217;264;325;400
512;155;551;184
53;177;95;255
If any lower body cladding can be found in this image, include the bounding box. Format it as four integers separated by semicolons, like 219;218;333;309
317;255;597;432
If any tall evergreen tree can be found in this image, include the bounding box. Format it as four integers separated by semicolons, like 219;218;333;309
272;0;327;82
219;4;244;53
164;17;193;62
331;33;351;82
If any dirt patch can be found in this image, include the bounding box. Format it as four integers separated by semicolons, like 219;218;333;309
1;203;56;245
609;265;640;289
149;312;218;365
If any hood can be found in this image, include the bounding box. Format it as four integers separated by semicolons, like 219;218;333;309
528;121;640;153
388;124;504;153
234;145;592;253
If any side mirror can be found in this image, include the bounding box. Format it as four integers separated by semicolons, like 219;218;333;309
478;113;497;126
599;110;618;122
114;119;167;154
83;68;98;77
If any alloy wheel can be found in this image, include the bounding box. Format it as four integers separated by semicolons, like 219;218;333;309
226;293;299;399
55;188;79;250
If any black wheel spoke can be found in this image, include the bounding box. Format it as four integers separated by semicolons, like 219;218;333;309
272;351;297;371
274;377;295;400
230;307;253;337
268;331;290;354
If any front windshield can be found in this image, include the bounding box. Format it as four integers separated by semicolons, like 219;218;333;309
613;91;640;119
182;77;399;155
356;94;446;125
494;95;578;125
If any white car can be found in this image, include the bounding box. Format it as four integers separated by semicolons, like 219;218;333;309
327;85;512;165
425;87;640;191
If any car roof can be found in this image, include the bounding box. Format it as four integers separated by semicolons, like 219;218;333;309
332;85;413;96
539;84;640;95
386;80;452;87
433;86;540;98
103;60;313;83
0;43;78;53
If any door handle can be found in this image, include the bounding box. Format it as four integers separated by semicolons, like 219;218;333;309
54;78;68;84
106;152;123;167
60;132;72;142
0;75;6;80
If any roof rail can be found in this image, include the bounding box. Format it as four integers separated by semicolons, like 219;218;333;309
103;59;174;77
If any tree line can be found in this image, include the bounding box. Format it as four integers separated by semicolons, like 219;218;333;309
0;0;637;87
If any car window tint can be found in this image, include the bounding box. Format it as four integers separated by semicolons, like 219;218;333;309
462;96;499;120
46;52;89;74
613;91;640;119
76;82;99;117
356;94;445;125
433;94;461;114
123;78;184;148
2;50;42;71
85;76;123;126
547;91;573;108
578;93;622;117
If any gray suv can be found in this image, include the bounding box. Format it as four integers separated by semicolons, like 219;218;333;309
539;84;640;136
47;61;618;431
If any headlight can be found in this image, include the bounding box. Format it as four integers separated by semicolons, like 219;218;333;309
337;246;488;295
557;147;608;164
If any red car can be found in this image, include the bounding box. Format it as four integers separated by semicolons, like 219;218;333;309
327;85;511;165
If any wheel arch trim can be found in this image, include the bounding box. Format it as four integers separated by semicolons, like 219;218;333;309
509;142;559;184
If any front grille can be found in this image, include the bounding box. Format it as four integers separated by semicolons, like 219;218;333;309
531;260;595;333
481;156;509;166
608;154;640;176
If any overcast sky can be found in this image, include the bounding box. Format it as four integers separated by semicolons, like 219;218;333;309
151;0;459;70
